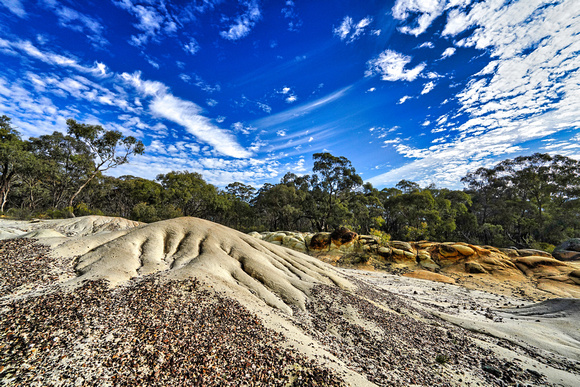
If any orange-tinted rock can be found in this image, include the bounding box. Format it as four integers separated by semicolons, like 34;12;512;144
513;256;568;277
309;233;331;251
452;244;475;256
330;227;358;245
403;270;456;284
465;262;487;274
390;241;414;252
517;249;552;258
438;244;459;258
499;248;519;257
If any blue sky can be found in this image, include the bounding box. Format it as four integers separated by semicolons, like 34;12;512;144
0;0;579;189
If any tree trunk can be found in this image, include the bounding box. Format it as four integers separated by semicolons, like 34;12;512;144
68;172;99;209
0;187;8;213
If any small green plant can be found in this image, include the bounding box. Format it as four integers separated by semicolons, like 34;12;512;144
435;354;449;365
370;228;391;246
530;241;555;254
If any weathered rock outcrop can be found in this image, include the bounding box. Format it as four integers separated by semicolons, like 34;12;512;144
553;238;580;261
251;229;580;298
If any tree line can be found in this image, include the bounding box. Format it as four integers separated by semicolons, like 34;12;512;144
2;115;579;250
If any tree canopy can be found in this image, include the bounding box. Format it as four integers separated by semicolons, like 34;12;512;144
2;114;579;250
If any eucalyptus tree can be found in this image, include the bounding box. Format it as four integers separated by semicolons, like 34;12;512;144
156;171;224;219
0;116;26;212
65;119;144;208
308;152;363;231
462;153;580;246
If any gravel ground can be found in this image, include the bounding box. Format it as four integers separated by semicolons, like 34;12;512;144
290;281;547;386
0;239;73;297
0;240;345;386
1;275;345;386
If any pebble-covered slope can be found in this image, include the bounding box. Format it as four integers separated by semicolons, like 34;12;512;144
1;265;344;386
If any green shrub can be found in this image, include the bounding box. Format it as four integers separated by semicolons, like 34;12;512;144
530;241;555;254
435;354;449;365
5;208;33;220
370;228;391;246
74;203;104;217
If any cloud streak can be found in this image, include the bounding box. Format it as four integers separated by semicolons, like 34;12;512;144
122;72;252;158
220;0;261;40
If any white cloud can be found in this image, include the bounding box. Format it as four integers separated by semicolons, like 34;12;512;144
392;0;447;36
43;2;109;47
206;98;217;107
114;0;177;46
279;86;297;103
281;0;302;31
33;73;130;110
123;71;251;158
180;73;221;93
232;122;256;135
0;0;26;17
150;94;251;158
421;81;435;94
333;16;353;40
417;41;435;49
220;0;261;40
398;95;412;104
257;101;271;113
276;130;287;137
441;47;456;59
367;87;376;92
255;85;352;128
183;38;200;55
0;38;106;75
333;16;373;43
366;49;425;81
393;0;474;37
113;152;281;187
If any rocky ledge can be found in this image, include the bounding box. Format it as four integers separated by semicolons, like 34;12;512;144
250;229;580;300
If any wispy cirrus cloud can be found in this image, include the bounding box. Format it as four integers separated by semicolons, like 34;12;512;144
254;85;353;128
122;71;252;158
0;0;26;17
0;38;108;75
0;36;251;159
41;0;109;48
114;0;177;47
333;16;373;43
365;49;425;81
220;0;261;41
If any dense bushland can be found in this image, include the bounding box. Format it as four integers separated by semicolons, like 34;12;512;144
2;115;579;249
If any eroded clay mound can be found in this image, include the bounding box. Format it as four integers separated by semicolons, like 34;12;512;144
74;217;352;314
0;216;143;239
33;215;143;237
